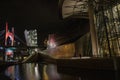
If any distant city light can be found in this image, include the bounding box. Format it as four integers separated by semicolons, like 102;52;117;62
47;34;56;48
49;41;56;48
5;48;13;56
0;46;3;50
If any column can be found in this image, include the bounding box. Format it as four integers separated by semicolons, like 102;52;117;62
88;0;99;57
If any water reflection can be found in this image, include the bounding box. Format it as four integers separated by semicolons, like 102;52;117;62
5;66;15;80
45;64;60;80
5;63;42;80
22;63;41;80
14;65;21;80
3;63;79;80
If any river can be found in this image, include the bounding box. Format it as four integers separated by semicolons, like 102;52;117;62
0;63;80;80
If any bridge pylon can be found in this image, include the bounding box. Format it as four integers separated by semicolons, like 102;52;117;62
4;22;14;61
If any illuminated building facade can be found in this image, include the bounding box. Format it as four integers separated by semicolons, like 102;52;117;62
24;29;38;54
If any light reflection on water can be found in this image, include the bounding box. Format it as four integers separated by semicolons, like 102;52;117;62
2;62;119;80
5;63;43;80
4;63;62;80
5;66;15;80
4;63;79;80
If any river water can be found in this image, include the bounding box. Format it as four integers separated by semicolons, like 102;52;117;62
1;63;118;80
0;63;80;80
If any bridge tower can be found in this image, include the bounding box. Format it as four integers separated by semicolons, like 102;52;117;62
4;22;14;61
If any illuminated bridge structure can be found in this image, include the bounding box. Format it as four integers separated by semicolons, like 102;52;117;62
0;22;27;62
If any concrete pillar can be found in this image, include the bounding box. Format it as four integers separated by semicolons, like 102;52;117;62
88;1;99;57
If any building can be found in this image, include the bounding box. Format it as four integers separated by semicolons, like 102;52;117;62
24;29;38;54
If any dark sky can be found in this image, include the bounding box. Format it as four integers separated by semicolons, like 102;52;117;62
0;0;60;29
